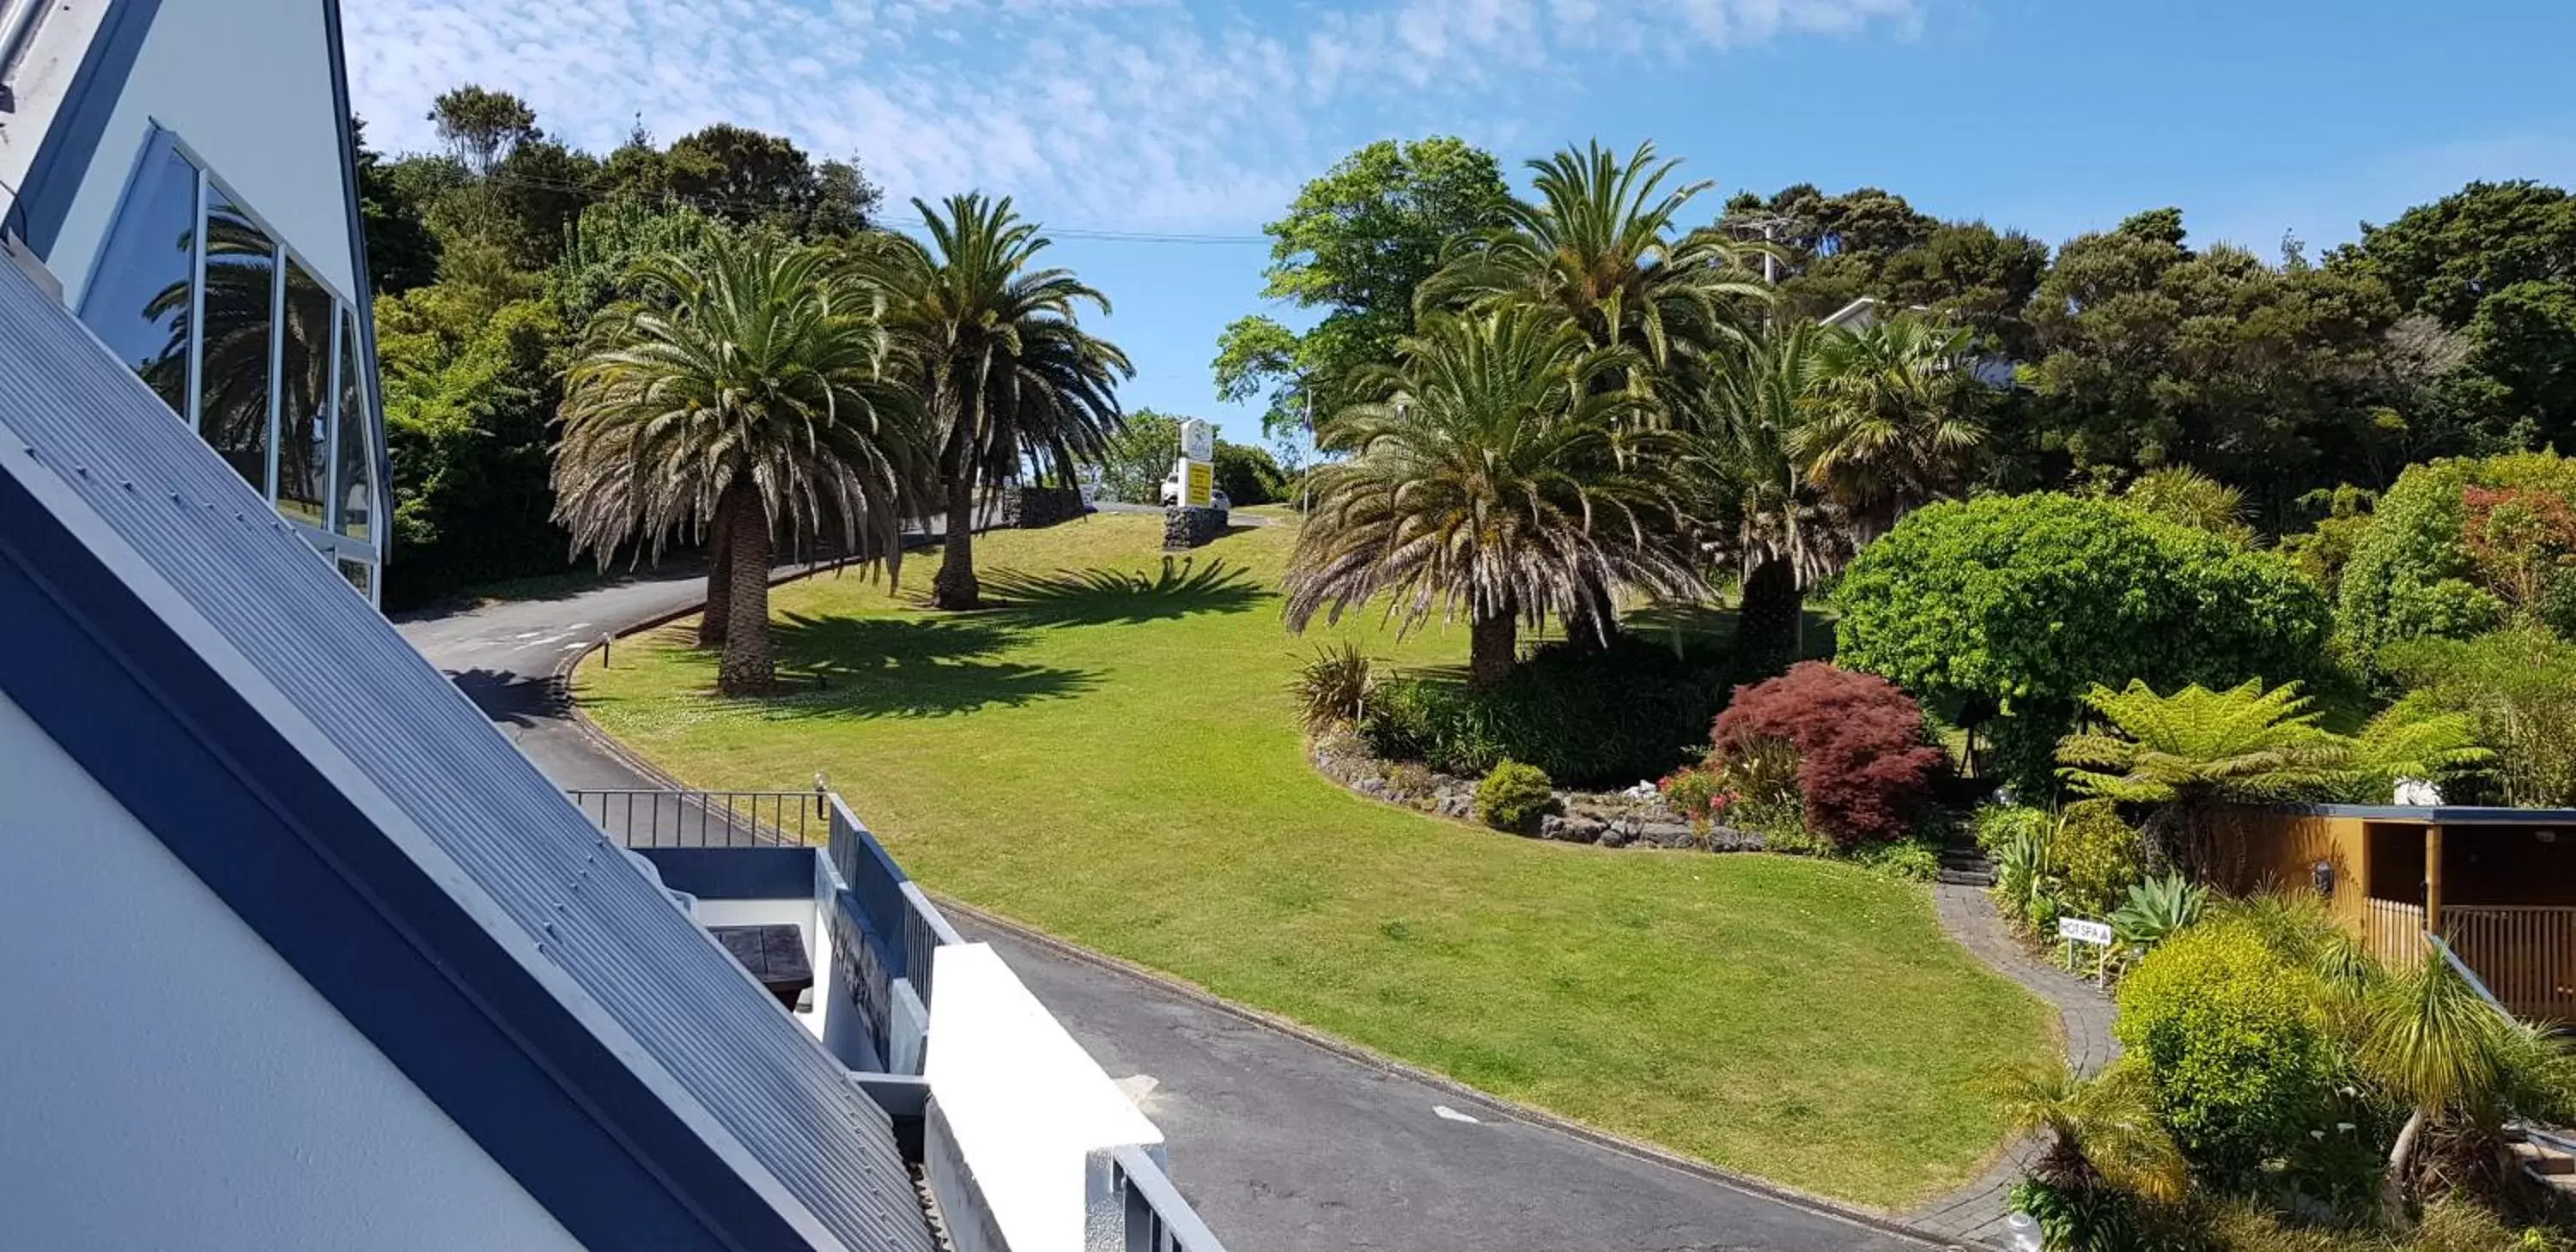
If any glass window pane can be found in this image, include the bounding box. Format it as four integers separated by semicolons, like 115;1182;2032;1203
77;133;197;419
333;307;373;540
276;258;332;525
337;557;374;600
197;185;276;495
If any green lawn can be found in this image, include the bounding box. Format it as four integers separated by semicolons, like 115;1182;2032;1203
574;514;2054;1208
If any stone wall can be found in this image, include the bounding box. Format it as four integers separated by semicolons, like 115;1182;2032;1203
1000;486;1086;530
1163;506;1228;550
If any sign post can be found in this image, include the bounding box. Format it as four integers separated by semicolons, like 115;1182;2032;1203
1176;419;1215;508
2057;915;2115;985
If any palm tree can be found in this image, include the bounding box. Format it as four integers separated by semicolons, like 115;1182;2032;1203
1796;313;1989;537
1421;139;1769;383
1999;1060;2189;1206
1687;320;1849;676
1284;307;1706;686
1419;140;1767;639
862;194;1132;610
2356;952;2573;1225
554;235;925;696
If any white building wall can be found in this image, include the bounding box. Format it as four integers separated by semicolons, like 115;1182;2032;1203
46;0;361;306
0;690;587;1252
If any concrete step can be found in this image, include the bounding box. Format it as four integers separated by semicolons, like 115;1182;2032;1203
2513;1139;2576;1176
1938;868;1996;888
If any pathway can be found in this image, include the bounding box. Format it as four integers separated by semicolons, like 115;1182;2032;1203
1904;882;2122;1248
395;568;1951;1252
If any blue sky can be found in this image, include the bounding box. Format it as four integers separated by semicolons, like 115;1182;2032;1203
343;0;2576;447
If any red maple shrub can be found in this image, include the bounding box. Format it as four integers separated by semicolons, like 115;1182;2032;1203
1710;662;1946;846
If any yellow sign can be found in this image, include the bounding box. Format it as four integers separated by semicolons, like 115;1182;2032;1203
1183;460;1214;507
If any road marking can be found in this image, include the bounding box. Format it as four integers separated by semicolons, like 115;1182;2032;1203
1433;1104;1481;1124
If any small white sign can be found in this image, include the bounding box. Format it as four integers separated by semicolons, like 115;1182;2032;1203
1178;418;1215;463
2058;917;2115;946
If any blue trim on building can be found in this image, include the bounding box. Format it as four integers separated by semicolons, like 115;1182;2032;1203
15;0;165;258
0;470;817;1250
317;0;392;568
641;847;824;901
2287;804;2576;825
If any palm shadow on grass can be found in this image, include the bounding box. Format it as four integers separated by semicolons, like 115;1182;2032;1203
967;556;1270;628
759;611;1097;720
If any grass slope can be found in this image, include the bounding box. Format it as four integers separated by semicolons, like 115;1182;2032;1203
574;514;2052;1208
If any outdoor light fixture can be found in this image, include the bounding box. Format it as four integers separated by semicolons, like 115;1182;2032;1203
2540;830;2560;845
2312;860;2335;899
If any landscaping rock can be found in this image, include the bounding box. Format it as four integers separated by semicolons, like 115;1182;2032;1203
1633;821;1698;849
1436;792;1474;820
1704;825;1765;853
999;485;1085;529
1595;823;1634;849
1538;814;1607;843
1163;505;1229;550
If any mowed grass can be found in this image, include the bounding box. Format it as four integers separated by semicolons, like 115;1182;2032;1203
574;514;2053;1208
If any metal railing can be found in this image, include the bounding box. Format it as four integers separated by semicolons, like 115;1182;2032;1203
1109;1146;1230;1252
567;787;826;848
827;794;963;1016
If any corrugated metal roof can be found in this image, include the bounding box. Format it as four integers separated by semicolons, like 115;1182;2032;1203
2287;805;2576;826
0;258;933;1252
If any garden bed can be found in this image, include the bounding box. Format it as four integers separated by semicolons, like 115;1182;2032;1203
1309;732;1769;851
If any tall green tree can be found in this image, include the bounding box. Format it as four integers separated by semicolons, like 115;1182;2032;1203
2024;209;2414;523
553;237;925;693
867;193;1133;610
1213;137;1511;435
1284;307;1704;685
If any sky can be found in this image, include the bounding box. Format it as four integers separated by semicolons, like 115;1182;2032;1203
340;0;2576;447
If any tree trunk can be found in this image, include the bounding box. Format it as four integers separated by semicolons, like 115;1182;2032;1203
714;482;775;696
698;505;732;648
931;464;980;610
1565;573;1620;653
1735;556;1804;684
1470;606;1519;688
2381;1107;2426;1230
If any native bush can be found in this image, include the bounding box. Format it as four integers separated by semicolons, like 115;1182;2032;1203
2336;452;2576;659
1837;493;2332;797
1474;761;1554;831
1361;635;1729;785
2382;627;2576;806
2051;800;2146;920
2116;919;2338;1188
1710;663;1945;847
1212;441;1286;506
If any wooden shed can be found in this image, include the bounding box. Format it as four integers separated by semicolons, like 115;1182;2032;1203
2224;805;2576;1022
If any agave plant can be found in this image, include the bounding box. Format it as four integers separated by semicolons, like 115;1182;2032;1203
2109;874;2205;952
1993;824;2057;930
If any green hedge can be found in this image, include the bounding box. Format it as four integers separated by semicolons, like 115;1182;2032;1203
1361;635;1730;787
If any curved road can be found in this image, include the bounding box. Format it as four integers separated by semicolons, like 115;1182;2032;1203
396;569;1945;1252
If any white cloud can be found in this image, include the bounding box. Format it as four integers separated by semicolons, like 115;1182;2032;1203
340;0;1922;230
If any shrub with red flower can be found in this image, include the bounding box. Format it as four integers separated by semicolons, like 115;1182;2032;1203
1710;662;1946;846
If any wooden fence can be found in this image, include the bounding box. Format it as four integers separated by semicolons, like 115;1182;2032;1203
2446;906;2576;1024
2365;897;2428;971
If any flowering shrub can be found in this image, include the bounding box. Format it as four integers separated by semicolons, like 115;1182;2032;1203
1710;663;1947;847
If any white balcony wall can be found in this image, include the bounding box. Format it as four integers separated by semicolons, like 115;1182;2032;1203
0;690;586;1252
927;943;1163;1252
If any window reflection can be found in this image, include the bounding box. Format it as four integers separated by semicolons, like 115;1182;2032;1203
197;185;276;495
276;258;333;525
78;135;197;418
334;308;373;540
338;558;373;599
